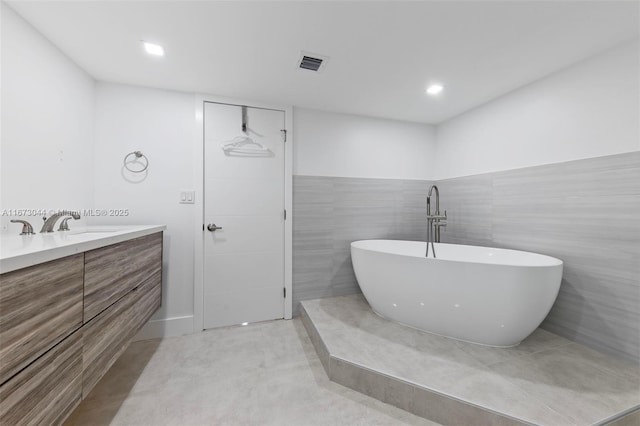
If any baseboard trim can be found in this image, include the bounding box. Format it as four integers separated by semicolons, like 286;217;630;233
132;315;194;341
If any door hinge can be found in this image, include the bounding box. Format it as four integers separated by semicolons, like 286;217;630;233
283;287;286;298
281;129;287;142
284;209;287;220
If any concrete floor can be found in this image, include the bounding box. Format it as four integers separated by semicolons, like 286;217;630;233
65;318;437;426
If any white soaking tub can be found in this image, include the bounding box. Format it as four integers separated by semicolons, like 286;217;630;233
351;240;563;347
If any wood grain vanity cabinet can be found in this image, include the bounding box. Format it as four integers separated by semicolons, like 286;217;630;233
84;232;162;322
0;332;82;426
81;289;139;398
131;269;162;335
0;231;163;426
0;254;84;385
81;268;162;398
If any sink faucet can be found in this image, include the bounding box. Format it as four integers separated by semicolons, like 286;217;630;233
58;216;75;231
10;220;36;235
426;185;447;258
40;210;81;233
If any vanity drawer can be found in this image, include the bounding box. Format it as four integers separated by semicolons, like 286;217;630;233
81;289;138;398
132;268;162;332
0;331;82;426
82;264;161;398
83;232;162;322
0;254;83;385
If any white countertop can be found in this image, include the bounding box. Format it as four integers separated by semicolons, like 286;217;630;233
0;225;166;274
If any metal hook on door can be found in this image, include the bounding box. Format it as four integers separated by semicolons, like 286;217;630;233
241;105;248;134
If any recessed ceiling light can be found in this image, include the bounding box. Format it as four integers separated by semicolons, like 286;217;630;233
426;84;444;95
143;41;164;57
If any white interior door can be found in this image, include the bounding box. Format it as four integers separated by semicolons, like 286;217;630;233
203;102;286;329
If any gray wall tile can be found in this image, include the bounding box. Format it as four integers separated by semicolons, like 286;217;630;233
437;174;493;246
293;152;639;363
439;152;640;364
292;176;433;313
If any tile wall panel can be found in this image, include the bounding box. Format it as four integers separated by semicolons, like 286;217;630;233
293;176;433;313
293;152;639;363
438;152;640;364
436;174;493;246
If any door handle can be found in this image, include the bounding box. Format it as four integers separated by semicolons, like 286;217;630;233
207;224;223;232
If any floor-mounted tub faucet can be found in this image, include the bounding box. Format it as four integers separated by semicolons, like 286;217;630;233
426;185;447;258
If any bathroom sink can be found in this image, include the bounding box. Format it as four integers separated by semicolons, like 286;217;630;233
72;230;117;234
67;229;120;237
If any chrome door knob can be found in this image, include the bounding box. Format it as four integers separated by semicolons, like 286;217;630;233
207;224;223;232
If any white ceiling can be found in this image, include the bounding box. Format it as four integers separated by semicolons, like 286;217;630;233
8;1;639;124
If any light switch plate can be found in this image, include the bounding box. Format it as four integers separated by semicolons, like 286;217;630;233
179;190;195;204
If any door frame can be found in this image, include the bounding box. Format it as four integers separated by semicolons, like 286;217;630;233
193;94;293;332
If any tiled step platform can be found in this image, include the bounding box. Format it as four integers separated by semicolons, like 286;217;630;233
300;295;640;426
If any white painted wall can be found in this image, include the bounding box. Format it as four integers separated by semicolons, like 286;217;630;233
294;107;436;180
0;4;95;232
435;40;640;179
92;82;196;336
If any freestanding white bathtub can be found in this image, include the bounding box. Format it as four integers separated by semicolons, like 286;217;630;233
351;240;563;347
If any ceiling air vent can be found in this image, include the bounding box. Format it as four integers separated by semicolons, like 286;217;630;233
300;56;323;71
297;51;329;73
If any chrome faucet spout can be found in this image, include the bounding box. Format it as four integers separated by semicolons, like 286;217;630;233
58;216;74;231
11;220;35;235
40;210;81;233
427;185;440;215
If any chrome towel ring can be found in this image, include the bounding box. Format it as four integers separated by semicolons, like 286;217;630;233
123;150;149;173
